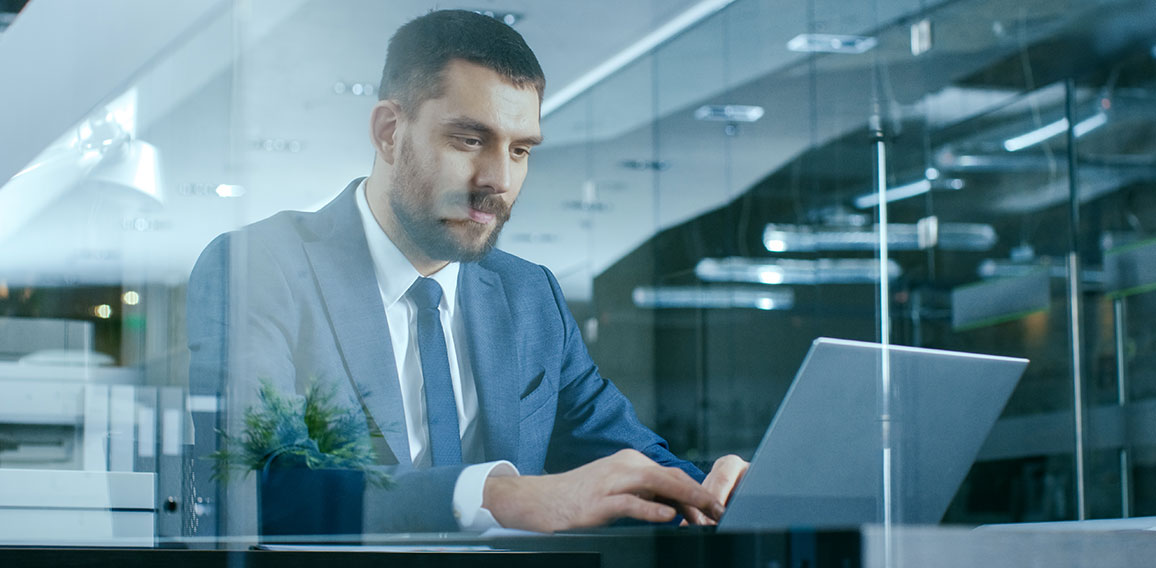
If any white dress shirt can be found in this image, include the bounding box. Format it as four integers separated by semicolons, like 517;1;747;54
355;181;516;529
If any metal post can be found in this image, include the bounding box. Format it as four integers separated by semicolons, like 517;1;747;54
872;117;895;568
1114;298;1131;517
1064;78;1088;521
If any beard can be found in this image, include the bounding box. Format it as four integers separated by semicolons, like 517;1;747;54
390;136;512;262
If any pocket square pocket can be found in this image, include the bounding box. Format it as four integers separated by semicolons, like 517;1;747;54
520;369;546;400
519;370;554;420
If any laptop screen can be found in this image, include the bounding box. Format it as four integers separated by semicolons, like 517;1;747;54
719;338;1027;531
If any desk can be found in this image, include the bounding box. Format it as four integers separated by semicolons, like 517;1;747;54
5;525;1156;567
0;548;598;568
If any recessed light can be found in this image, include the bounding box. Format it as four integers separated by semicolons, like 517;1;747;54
620;160;669;171
254;138;305;153
332;82;376;97
215;184;246;198
787;33;877;54
694;105;764;122
471;9;522;26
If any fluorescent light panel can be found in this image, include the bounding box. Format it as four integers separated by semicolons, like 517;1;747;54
1003;112;1108;152
694;105;765;122
632;286;794;310
853;179;932;209
787;33;877;54
696;257;901;285
763;222;996;252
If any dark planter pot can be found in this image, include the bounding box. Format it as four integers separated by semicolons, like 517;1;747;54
257;466;365;542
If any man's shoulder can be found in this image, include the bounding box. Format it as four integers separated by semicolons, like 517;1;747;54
202;181;359;257
473;249;566;305
476;248;552;281
203;205;334;257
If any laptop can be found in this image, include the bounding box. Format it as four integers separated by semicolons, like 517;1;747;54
717;337;1028;531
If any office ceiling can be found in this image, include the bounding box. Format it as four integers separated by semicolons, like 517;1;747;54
0;0;1153;301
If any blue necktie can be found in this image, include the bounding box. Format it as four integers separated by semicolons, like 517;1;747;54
408;277;462;466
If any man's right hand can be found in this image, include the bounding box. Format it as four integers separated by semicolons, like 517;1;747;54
481;449;725;533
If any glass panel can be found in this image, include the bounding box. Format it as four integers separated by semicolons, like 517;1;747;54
0;1;242;546
1076;44;1156;519
3;0;1156;558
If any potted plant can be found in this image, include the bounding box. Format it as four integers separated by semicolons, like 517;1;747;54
209;379;392;541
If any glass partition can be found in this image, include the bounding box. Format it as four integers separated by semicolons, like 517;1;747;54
1;0;1155;562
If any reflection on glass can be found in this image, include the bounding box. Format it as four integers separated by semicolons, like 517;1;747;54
1;0;1155;553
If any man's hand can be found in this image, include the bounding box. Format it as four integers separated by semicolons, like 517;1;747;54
681;454;750;526
482;449;725;533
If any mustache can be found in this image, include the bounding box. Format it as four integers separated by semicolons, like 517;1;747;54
467;193;510;217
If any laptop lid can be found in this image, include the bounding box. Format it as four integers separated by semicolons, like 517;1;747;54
718;337;1027;531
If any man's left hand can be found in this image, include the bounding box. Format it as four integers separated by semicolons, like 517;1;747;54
681;454;750;526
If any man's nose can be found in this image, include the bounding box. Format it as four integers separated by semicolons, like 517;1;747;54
473;148;513;194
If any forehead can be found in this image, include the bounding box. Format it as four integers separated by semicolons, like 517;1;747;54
415;59;541;139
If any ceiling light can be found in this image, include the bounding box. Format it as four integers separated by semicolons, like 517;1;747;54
978;259;1059;280
1003;112;1108;152
910;19;932;56
787;33;877;54
696;257;900;285
214;184;245;198
852;177;964;209
853;179;931;209
632;286;795;310
472;10;522;26
255;138;304;153
694;105;765;122
620;159;669;171
763;222;996;252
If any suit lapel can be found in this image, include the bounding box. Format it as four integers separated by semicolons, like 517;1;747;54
459;262;520;464
303;180;412;466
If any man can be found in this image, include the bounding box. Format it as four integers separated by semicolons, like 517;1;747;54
188;9;747;534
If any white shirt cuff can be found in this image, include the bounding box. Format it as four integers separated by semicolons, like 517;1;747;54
453;460;519;530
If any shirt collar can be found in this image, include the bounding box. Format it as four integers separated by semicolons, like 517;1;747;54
356;179;460;316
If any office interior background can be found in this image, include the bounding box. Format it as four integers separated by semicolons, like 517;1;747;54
1;0;1155;546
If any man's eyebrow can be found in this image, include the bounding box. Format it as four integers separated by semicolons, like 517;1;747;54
444;117;494;136
444;117;543;146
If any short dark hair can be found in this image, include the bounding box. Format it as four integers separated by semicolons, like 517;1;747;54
379;10;546;113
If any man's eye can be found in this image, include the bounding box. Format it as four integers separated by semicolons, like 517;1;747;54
458;137;482;147
512;147;531;158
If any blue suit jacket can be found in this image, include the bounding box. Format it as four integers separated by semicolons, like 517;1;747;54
187;179;702;533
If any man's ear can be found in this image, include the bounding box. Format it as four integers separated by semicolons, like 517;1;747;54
370;100;403;165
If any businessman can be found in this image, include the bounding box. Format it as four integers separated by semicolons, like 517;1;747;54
188;9;747;534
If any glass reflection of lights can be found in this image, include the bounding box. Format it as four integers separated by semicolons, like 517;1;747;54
763;222;997;252
1003;111;1108;152
632;286;795;311
696;257;901;285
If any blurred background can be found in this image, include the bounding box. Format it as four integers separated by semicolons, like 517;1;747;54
1;0;1155;545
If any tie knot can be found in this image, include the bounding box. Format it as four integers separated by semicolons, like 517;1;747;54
408;277;443;310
